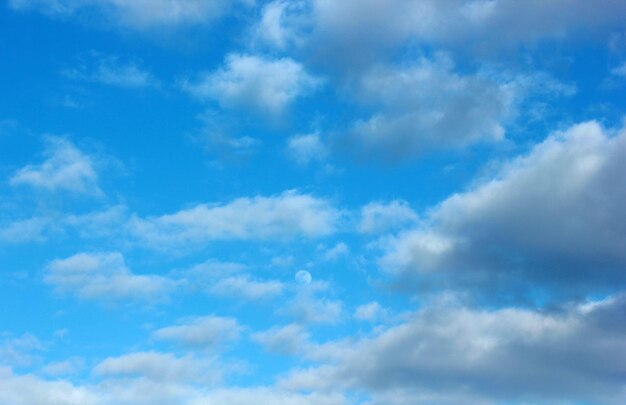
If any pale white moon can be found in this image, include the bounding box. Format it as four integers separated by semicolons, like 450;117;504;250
295;270;312;284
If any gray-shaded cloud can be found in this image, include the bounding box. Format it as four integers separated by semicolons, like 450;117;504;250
381;121;626;300
283;294;626;405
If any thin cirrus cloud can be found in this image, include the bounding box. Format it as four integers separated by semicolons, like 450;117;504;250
128;190;341;248
8;0;254;31
181;53;322;116
282;294;626;405
380;120;626;300
63;54;158;88
10;136;101;195
44;252;176;303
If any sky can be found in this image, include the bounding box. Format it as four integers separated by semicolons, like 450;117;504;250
1;1;626;404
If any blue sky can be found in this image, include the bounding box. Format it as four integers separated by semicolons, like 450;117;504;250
1;1;626;404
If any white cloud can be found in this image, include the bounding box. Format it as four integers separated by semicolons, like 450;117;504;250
9;0;253;31
283;294;626;405
252;323;310;356
94;351;220;384
284;287;343;324
611;62;626;78
64;54;157;88
321;242;348;261
0;205;128;245
182;54;321;115
41;358;83;377
10;136;101;195
286;133;328;165
0;367;348;405
0;333;44;368
0;217;50;243
358;200;417;234
262;0;626;69
208;276;284;300
128;190;341;249
346;56;517;158
0;367;99;405
353;302;386;322
381;121;626;299
152;316;242;349
254;0;291;49
173;260;284;300
45;252;176;302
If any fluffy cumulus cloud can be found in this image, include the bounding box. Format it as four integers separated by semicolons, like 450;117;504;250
182;54;321;115
284;294;626;405
152;316;242;349
128;190;341;248
9;0;254;31
10;136;101;195
344;56;517;158
45;252;176;302
381;121;626;299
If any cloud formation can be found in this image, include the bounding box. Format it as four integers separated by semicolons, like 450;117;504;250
381;121;626;299
10;137;101;195
182;54;321;115
45;252;176;302
358;200;417;234
152;316;242;349
9;0;253;31
128;191;341;248
64;54;157;88
286;133;328;165
284;294;626;405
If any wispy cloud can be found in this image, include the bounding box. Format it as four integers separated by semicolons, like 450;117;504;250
10;136;101;195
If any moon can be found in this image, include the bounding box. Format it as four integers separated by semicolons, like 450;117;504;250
295;270;312;285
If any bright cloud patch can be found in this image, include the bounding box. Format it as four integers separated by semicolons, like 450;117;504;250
152;316;242;349
358;200;417;234
45;252;176;302
128;191;341;248
94;351;221;384
10;137;100;194
286;133;328;165
183;54;321;115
